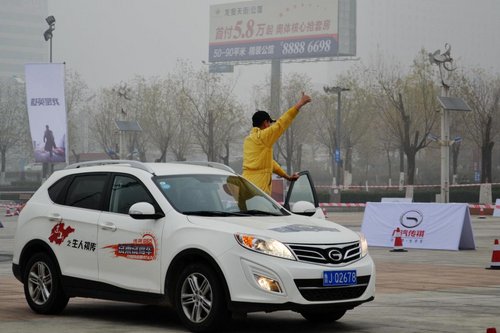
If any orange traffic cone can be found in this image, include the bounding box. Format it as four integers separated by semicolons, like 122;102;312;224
390;227;407;252
479;207;487;219
486;239;500;270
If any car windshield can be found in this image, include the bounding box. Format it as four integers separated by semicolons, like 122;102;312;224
154;174;287;216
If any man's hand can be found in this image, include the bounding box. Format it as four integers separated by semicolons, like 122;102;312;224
294;92;311;110
287;173;300;181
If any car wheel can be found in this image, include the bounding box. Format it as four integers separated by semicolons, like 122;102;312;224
300;309;346;323
174;263;229;333
23;253;69;314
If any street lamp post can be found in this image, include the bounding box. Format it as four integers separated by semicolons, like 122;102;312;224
323;86;350;188
44;16;55;63
42;16;55;179
429;43;470;203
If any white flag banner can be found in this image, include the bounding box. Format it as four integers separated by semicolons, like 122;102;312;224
25;63;67;164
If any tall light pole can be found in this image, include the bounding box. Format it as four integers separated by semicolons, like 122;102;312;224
323;86;350;187
41;15;55;179
429;43;470;203
43;16;55;63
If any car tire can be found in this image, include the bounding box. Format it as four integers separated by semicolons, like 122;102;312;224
300;309;346;323
23;252;69;314
174;262;229;333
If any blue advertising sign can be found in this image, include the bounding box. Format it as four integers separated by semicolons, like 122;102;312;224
474;171;480;182
335;149;340;163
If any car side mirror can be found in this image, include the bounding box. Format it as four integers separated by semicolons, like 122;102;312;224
291;201;316;216
129;202;165;220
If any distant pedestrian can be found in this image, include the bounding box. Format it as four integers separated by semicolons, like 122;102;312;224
242;92;311;195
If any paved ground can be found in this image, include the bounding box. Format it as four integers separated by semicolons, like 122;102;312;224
0;207;499;333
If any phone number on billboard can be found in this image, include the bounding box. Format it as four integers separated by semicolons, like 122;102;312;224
209;37;337;62
280;39;332;56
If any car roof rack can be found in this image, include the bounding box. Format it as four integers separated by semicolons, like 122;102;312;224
65;160;154;174
171;161;236;173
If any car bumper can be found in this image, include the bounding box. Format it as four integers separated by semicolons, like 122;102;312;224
218;246;376;312
229;296;374;313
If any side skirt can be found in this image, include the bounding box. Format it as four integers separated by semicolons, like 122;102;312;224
61;275;170;306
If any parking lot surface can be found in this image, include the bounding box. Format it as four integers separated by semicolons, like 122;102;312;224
0;208;499;332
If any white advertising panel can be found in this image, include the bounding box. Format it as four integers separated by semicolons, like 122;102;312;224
493;199;500;217
209;0;340;62
25;63;67;164
361;202;475;251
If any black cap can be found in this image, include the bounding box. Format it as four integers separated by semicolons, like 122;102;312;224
252;110;276;127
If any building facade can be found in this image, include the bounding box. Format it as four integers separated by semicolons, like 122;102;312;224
0;0;48;79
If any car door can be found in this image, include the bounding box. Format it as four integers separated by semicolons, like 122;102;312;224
48;173;108;281
284;171;325;219
97;174;164;293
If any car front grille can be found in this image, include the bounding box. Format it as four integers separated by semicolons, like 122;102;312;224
294;276;371;302
287;241;361;265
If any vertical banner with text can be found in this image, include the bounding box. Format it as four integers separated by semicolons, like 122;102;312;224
25;63;67;164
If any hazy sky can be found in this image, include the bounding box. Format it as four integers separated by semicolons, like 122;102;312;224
47;0;500;106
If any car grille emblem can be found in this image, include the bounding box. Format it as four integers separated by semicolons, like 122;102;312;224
328;249;343;263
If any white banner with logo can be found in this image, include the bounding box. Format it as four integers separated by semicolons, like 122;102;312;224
25;63;67;164
361;202;475;251
493;199;500;217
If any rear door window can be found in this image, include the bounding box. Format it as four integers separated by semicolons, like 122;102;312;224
65;174;108;210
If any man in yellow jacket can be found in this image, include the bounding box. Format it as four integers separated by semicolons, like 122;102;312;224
242;92;312;195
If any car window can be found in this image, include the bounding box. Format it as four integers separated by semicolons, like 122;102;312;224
109;175;155;214
287;173;316;207
65;174;108;210
48;175;70;204
154;174;286;216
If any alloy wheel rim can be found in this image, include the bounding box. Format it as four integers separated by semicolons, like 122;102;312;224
180;273;213;323
28;261;52;305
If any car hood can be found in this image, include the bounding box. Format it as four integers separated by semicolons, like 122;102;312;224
186;214;359;244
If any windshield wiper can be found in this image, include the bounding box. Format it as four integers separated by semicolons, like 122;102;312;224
240;210;282;216
184;210;250;216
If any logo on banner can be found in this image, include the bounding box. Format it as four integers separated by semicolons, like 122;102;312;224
400;210;423;228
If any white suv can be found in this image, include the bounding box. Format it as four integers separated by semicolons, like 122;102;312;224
12;160;375;332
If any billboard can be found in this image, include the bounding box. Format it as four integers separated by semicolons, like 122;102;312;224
25;63;68;164
209;0;356;63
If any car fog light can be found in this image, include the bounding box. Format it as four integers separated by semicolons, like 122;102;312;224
254;274;282;293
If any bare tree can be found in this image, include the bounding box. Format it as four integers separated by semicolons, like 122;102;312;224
369;50;439;185
312;69;373;186
276;73;314;173
65;70;92;161
455;68;500;183
0;79;29;182
170;92;193;161
130;76;174;162
311;94;337;178
90;88;120;158
179;62;243;163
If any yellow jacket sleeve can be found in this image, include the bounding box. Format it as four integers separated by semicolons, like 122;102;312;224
258;106;299;147
272;160;287;178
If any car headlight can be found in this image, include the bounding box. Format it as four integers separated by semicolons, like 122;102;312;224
235;233;296;260
358;232;369;258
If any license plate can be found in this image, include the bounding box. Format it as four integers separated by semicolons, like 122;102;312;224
323;270;357;286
